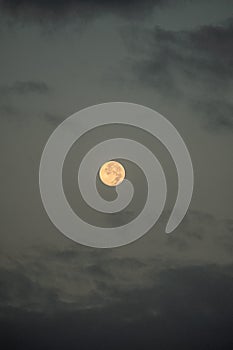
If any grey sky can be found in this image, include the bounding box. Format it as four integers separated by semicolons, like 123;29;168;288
0;1;232;349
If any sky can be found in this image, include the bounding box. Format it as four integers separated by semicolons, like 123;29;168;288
0;0;233;349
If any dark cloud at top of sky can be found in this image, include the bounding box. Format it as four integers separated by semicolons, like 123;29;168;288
0;0;169;21
0;80;50;96
123;18;233;130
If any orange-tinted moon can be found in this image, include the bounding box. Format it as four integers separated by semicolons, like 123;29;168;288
99;161;125;187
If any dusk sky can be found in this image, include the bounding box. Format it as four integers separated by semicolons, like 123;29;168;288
0;1;233;349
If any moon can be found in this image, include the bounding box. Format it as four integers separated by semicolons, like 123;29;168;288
99;160;125;187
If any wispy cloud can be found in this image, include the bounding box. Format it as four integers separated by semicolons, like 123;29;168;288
0;80;50;96
0;0;170;21
122;19;233;130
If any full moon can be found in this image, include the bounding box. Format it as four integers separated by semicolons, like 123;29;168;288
99;161;125;187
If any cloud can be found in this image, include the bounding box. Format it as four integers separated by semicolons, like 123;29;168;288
0;0;169;21
191;99;233;131
0;104;19;116
43;112;63;125
0;210;233;347
0;210;232;313
123;19;233;130
0;264;233;349
0;81;51;121
0;80;50;96
0;268;59;312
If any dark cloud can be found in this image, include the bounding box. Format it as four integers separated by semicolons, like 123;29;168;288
0;104;19;116
0;253;149;312
43;112;63;125
0;80;50;96
0;0;169;20
0;268;59;312
123;19;233;130
0;210;232;348
0;211;232;313
0;81;51;121
192;99;233;131
0;264;233;349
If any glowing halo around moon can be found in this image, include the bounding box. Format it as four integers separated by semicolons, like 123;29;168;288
99;160;125;187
